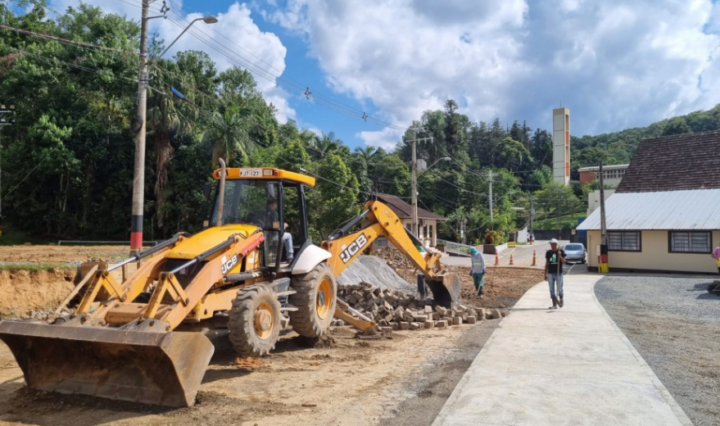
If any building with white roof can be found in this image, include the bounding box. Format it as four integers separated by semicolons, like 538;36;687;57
578;131;720;274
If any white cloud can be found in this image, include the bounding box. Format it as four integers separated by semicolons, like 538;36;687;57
357;126;404;151
266;0;720;143
49;0;295;123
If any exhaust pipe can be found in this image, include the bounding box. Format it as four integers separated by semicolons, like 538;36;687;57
216;158;227;226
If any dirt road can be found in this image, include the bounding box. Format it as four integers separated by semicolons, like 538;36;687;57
0;321;502;426
0;246;541;425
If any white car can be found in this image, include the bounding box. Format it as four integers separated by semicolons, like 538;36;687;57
563;243;586;264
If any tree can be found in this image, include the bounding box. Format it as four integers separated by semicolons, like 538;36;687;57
662;117;691;136
310;154;360;239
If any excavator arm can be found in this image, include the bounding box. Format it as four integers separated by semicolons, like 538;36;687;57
323;200;461;309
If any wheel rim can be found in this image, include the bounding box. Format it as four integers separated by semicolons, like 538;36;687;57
316;278;333;320
254;301;275;340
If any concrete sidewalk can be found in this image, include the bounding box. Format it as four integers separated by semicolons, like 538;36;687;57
432;274;693;426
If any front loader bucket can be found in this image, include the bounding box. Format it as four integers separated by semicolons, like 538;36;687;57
0;321;214;407
426;273;462;308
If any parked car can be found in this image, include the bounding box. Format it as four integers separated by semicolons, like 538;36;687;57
563;243;586;264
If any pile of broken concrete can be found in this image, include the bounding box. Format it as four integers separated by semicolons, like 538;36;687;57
335;283;507;331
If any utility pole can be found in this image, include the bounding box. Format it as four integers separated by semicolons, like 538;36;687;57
408;122;432;237
529;196;535;238
130;0;151;254
488;170;494;227
598;163;609;273
0;104;14;238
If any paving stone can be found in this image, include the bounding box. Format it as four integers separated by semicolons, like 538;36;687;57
409;322;421;331
452;316;463;326
424;320;434;329
435;320;448;329
400;321;410;330
467;316;477;324
435;306;447;316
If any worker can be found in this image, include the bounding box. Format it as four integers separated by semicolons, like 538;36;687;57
712;242;720;274
469;247;486;298
544;239;566;309
267;198;294;262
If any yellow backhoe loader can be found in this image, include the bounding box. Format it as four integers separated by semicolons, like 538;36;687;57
0;164;460;408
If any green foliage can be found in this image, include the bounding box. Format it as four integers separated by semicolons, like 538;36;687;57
4;2;720;247
309;154;360;239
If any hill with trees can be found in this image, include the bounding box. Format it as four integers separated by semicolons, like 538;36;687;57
0;1;715;245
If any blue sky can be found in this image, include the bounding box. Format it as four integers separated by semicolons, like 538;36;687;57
41;0;720;150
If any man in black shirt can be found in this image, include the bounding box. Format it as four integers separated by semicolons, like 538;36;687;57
544;239;566;309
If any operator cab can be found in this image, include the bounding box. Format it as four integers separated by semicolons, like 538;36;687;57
207;168;315;270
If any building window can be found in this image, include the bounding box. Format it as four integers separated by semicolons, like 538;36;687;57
608;231;641;251
669;231;712;253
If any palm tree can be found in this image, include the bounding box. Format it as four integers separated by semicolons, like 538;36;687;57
355;146;378;166
146;70;194;231
307;131;340;159
202;104;254;167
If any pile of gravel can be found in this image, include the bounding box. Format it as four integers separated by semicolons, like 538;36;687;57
337;255;415;293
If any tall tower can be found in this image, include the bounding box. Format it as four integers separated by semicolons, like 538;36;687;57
553;107;570;185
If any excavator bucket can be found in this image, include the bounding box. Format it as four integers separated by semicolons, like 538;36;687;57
426;273;462;308
0;321;214;407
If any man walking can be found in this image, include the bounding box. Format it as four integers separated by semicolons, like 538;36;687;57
469;247;486;298
712;242;720;274
544;239;566;309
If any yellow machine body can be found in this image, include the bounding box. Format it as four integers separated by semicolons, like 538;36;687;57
0;167;459;408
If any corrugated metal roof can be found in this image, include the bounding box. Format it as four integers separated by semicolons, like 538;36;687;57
577;189;720;231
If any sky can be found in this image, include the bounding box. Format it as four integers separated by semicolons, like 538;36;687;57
36;0;720;150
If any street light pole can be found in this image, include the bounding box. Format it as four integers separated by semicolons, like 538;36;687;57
129;1;217;254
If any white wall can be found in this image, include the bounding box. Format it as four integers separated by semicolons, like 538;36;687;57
586;230;720;274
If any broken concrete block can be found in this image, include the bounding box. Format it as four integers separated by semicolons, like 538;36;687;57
391;322;399;331
381;327;393;337
467;316;477;324
424;305;433;314
393;307;405;321
400;322;410;330
475;308;485;319
493;308;502;319
435;320;448;329
409;322;421;331
412;314;428;322
452;316;463;326
501;309;509;317
424;320;434;329
435;306;447;316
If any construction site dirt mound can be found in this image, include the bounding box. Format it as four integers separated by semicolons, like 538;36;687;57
338;255;415;293
0;268;77;318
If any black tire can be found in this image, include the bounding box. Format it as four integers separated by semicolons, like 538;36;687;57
288;262;337;338
228;284;282;357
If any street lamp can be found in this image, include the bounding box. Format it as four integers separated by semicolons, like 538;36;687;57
158;16;218;58
130;7;218;254
418;156;451;174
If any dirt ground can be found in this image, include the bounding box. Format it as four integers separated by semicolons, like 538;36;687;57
0;322;503;426
0;245;129;264
0;269;76;318
0;245;543;426
392;265;543;310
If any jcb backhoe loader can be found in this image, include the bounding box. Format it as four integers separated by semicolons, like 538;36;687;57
0;164;460;408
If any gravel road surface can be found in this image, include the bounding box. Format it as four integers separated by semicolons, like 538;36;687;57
596;275;720;426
